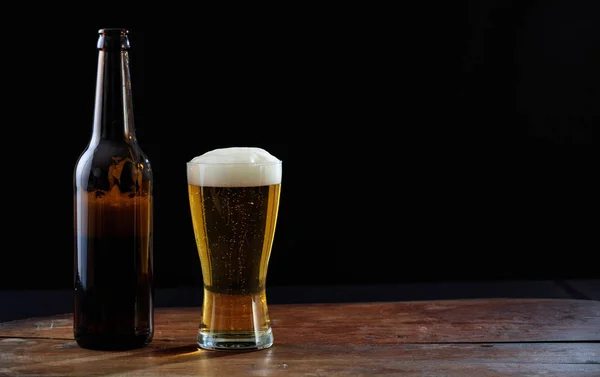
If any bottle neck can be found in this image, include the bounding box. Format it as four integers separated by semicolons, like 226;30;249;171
92;48;136;142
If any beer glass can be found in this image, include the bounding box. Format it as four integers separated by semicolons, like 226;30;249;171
186;147;282;351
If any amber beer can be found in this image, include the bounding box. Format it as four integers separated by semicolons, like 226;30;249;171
187;147;282;350
73;189;153;350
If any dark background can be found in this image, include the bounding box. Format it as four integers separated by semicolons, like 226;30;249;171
1;1;596;292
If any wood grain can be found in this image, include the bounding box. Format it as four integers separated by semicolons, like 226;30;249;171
0;338;598;377
0;298;598;376
2;298;598;343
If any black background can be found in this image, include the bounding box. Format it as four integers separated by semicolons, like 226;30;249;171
1;1;596;291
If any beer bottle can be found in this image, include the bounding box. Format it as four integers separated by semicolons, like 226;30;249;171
73;28;153;350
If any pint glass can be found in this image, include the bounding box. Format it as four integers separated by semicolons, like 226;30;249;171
186;147;282;351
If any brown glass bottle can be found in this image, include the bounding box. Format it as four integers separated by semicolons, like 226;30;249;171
73;28;153;350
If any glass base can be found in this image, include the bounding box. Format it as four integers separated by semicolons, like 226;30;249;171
197;327;273;351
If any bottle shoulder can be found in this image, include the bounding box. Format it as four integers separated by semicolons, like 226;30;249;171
74;139;152;193
77;140;151;163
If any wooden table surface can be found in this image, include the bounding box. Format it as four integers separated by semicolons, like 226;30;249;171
1;298;599;376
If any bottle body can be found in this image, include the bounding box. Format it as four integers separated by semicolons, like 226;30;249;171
73;29;153;350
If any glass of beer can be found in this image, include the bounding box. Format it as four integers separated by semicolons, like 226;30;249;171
187;147;282;351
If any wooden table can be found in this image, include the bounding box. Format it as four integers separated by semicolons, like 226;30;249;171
1;298;599;376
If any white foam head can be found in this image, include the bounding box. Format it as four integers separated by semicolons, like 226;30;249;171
187;147;282;187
